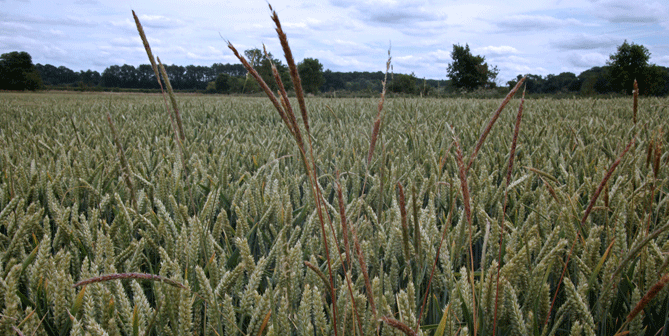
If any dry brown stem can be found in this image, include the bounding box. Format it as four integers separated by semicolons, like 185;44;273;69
380;316;417;336
367;52;391;166
466;77;526;173
336;178;352;270
452;128;477;335
270;6;309;136
546;136;635;329
627;274;669;323
493;87;525;336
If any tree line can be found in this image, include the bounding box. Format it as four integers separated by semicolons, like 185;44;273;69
1;41;667;96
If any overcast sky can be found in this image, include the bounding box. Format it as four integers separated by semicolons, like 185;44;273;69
2;0;668;83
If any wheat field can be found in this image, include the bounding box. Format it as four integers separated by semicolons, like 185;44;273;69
1;88;668;336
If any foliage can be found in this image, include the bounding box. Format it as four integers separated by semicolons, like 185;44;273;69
389;73;419;94
607;41;666;95
35;64;83;86
507;72;582;94
297;58;325;94
578;66;612;95
0;51;42;91
244;48;291;92
214;73;231;93
447;44;498;91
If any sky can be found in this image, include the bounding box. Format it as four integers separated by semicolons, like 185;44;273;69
1;0;668;84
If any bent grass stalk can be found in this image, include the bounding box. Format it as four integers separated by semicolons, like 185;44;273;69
452;128;477;335
493;85;526;336
132;11;183;144
546;136;635;329
228;6;347;334
613;273;669;335
466;78;526;173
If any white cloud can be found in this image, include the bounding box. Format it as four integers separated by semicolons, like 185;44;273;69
656;55;669;65
138;14;186;29
567;52;609;68
426;49;451;63
475;46;519;55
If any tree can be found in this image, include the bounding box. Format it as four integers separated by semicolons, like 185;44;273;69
297;58;325;94
544;72;581;93
388;73;418;94
244;48;290;92
447;44;497;91
78;70;101;87
101;65;121;87
606;41;666;95
0;51;42;90
215;73;231;93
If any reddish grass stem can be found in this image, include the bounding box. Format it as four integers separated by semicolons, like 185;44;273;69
544;136;635;329
367;52;391;166
452;129;477;335
466;77;526;173
493;88;526;336
381;316;417;336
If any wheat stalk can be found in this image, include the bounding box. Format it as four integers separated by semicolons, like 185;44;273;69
493;85;526;336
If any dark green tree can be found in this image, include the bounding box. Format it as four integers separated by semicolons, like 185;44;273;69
297;58;325;94
606;41;666;95
80;70;101;86
0;51;42;90
388;73;418;94
215;73;231;93
447;44;498;91
244;48;290;92
578;66;611;95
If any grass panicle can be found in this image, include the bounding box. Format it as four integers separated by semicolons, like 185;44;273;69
367;50;391;166
132;11;184;144
466;77;526;173
493;85;526;336
381;316;417;336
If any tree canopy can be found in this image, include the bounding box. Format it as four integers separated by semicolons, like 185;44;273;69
388;73;418;94
447;44;498;91
607;41;651;94
244;48;291;92
13;40;669;96
0;51;42;91
297;58;325;94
